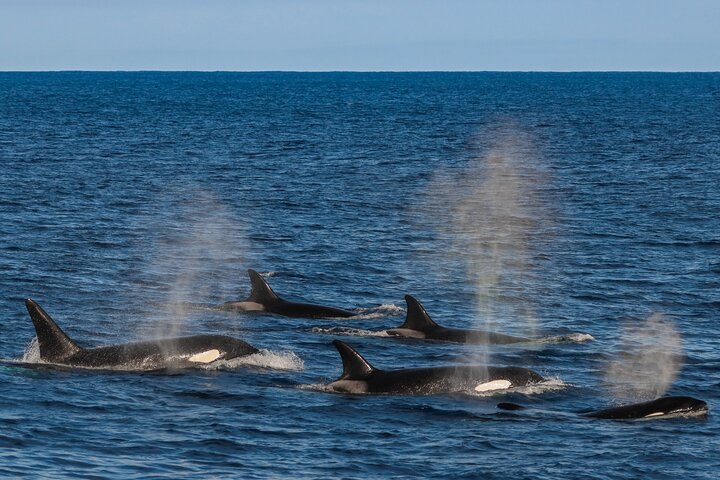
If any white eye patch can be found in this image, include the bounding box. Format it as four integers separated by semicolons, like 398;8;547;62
474;380;512;392
189;349;222;363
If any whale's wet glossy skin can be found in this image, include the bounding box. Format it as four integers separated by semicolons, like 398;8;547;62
326;340;544;395
25;299;258;371
585;396;709;420
221;270;356;319
497;396;709;420
385;295;529;345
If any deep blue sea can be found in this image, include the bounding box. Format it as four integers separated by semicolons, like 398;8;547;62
1;72;719;478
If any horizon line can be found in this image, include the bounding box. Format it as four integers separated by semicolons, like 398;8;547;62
2;69;719;74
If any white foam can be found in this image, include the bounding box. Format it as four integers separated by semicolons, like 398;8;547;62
535;333;595;344
514;378;568;395
22;337;41;363
204;349;304;371
311;326;390;338
349;304;405;320
298;383;336;393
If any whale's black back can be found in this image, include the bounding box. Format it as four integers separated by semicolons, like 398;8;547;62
246;269;356;318
25;299;258;370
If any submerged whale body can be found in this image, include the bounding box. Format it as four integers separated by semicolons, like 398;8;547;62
385;295;529;344
585;396;709;420
497;396;709;420
221;270;356;319
327;340;544;395
24;299;259;371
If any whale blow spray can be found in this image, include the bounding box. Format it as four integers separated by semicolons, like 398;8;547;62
145;190;249;338
424;126;552;369
604;313;682;402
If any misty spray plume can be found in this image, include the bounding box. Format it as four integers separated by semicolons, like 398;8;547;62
604;313;682;402
423;125;552;367
145;190;248;338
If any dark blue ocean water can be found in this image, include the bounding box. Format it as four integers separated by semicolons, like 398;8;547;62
1;72;719;478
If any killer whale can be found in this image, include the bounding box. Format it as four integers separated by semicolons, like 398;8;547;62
385;295;529;344
221;269;356;319
326;340;544;395
585;396;708;420
25;299;259;371
497;396;709;420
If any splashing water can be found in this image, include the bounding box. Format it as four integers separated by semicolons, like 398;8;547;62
22;336;41;363
208;349;305;371
604;313;682;402
534;333;595;344
310;326;392;338
348;303;405;320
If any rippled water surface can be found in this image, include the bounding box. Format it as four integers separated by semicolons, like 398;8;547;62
1;72;719;478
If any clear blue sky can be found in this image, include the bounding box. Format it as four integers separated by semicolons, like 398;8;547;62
1;0;719;71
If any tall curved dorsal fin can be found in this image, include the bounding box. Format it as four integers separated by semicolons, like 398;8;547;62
25;299;81;362
332;340;375;380
400;295;440;331
246;269;280;304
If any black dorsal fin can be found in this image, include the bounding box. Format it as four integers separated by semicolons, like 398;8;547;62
332;340;376;380
246;269;280;304
25;299;81;362
399;295;440;331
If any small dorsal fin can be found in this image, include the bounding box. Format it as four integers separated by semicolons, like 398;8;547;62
25;299;81;362
332;340;375;380
399;295;439;331
246;269;280;304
